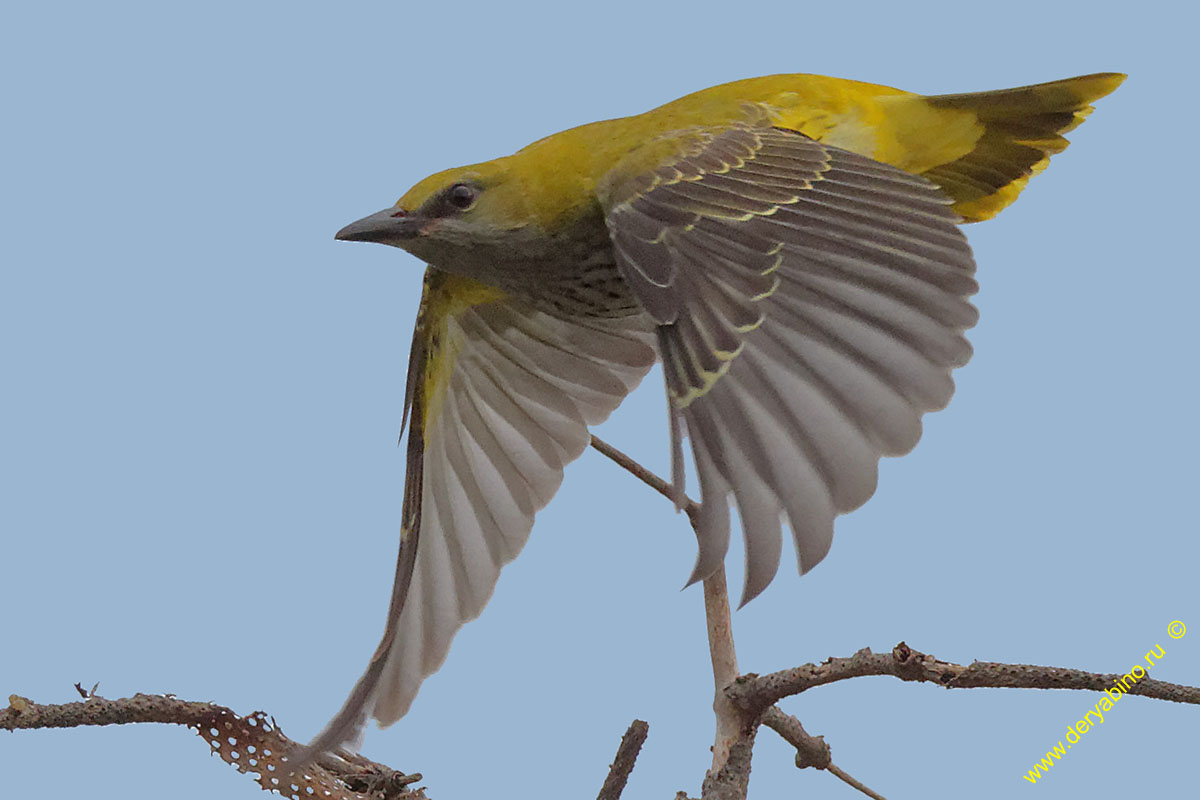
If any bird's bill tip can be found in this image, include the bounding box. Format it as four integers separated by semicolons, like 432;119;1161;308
335;206;415;244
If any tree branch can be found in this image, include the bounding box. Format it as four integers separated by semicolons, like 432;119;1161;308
590;436;749;797
727;642;1200;716
8;635;1199;800
761;703;887;799
760;706;828;769
8;439;1196;800
702;567;743;778
3;692;425;800
589;435;700;526
588;435;1199;800
596;719;650;800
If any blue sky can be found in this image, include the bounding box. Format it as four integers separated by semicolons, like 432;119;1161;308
3;2;1196;798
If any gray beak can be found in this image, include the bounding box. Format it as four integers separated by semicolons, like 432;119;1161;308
335;206;419;245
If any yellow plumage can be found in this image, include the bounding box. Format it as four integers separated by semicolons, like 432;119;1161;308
398;71;1123;426
305;71;1124;760
400;72;1124;228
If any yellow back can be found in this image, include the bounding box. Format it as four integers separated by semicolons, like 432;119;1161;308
398;72;1124;229
513;72;1125;224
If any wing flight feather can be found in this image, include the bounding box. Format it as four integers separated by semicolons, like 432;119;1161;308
601;119;978;605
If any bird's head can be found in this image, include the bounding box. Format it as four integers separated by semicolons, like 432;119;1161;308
335;158;549;270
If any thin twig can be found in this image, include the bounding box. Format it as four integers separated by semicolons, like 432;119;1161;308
589;435;750;798
596;720;650;800
827;764;888;800
589;435;700;526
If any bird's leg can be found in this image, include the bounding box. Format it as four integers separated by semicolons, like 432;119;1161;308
588;436;743;776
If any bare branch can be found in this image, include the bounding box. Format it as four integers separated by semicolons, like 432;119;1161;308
827;764;889;800
12;440;1197;800
760;706;829;769
596;720;650;800
728;642;1200;716
589;435;700;526
703;567;742;778
590;435;751;798
700;724;757;800
3;692;425;800
762;706;887;799
589;437;1200;799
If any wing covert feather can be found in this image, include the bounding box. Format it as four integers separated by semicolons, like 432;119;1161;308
602;120;979;605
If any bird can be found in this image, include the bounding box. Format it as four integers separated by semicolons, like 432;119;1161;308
306;70;1124;757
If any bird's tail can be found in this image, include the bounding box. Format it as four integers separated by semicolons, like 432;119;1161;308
916;73;1125;222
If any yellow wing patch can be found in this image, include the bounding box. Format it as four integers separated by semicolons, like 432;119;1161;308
416;272;507;431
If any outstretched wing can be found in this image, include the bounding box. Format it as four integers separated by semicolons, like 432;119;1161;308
600;118;978;605
303;269;655;756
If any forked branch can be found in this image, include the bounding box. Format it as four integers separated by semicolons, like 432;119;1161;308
4;437;1194;800
586;435;1199;800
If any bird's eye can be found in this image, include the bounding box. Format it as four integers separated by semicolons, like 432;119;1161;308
447;183;479;211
